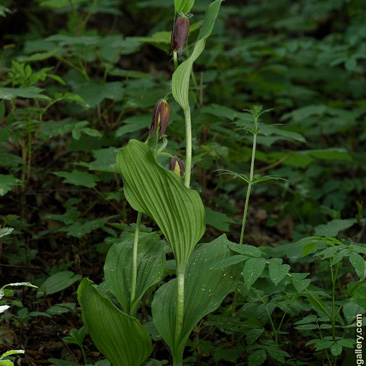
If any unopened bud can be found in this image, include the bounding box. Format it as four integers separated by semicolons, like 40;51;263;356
171;15;190;54
169;156;185;178
150;99;170;139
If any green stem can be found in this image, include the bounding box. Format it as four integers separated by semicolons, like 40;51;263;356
305;289;332;319
80;345;88;365
239;128;258;244
275;294;297;345
184;108;192;188
330;263;339;343
173;51;178;70
130;212;142;310
80;0;99;32
174;266;185;365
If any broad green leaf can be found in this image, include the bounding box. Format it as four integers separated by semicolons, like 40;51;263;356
104;232;166;315
37;271;81;297
212;254;249;270
338;339;356;348
172;0;223;110
46;35;100;46
74;82;124;108
0;87;50;101
78;279;152;366
268;258;290;286
292;273;311;293
62;217;113;238
294;324;318;330
248;349;266;366
80;147;118;173
132;31;171;45
352;283;366;308
309;148;352;162
116;115;150;138
246;329;264;345
174;0;195;14
152;235;241;361
349;252;366;280
0;174;21;196
242;258;266;288
53;170;100;188
314;218;357;237
266;346;289;363
342;302;365;324
0;361;15;366
228;243;262;258
116;140;205;269
205;207;236;232
0;152;24;168
330;342;342;356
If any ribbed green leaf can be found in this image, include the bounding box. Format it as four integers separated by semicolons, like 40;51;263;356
172;0;223;111
116;140;205;269
174;0;195;14
104;232;166;315
242;258;266;289
151;235;242;359
78;279;152;366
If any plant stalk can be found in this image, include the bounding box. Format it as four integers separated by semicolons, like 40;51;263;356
240;125;258;244
174;266;185;365
130;212;142;309
173;51;178;70
184;108;192;188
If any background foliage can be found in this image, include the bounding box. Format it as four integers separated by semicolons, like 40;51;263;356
0;0;365;365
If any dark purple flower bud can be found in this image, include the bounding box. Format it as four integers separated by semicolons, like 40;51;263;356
169;156;185;178
150;99;170;139
171;15;190;54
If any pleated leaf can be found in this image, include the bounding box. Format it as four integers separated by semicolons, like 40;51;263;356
151;235;242;360
174;0;195;14
172;0;223;111
116;139;205;269
104;231;166;315
78;279;152;366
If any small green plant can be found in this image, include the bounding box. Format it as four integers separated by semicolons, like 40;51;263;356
0;282;37;366
217;105;286;243
63;326;88;365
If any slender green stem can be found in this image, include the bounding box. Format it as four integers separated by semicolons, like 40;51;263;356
173;51;178;70
275;294;297;345
240;182;252;244
131;212;142;307
175;267;185;339
184;108;192;188
80;0;99;32
80;346;88;365
257;292;277;342
173;266;185;366
240;126;258;244
330;263;339;343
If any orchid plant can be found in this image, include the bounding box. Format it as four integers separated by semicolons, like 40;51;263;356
77;1;241;366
